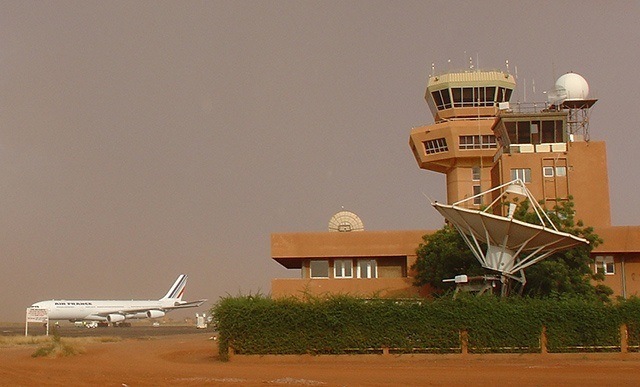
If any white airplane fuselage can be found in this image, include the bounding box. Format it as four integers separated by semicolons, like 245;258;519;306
32;299;173;321
29;274;206;323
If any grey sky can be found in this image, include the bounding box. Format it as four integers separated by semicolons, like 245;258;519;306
2;1;639;322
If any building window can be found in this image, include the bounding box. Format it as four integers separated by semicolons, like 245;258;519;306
510;168;531;183
595;256;615;275
310;260;329;278
357;260;377;279
473;185;482;205
424;138;448;154
543;166;567;178
459;135;497;150
334;259;353;278
472;166;481;181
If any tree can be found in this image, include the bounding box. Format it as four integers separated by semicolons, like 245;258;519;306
411;225;484;294
412;197;612;301
512;197;611;301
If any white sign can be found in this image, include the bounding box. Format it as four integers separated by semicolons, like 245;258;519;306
26;308;48;323
25;307;50;336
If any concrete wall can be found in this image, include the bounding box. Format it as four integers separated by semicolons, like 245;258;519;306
271;277;421;299
493;141;611;228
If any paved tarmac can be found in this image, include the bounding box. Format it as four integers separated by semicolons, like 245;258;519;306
2;323;212;338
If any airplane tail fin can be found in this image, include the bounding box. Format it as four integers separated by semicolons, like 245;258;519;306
161;274;188;301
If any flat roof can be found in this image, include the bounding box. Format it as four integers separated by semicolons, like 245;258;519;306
593;226;640;253
271;230;432;269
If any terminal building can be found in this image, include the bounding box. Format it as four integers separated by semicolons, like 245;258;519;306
271;65;640;300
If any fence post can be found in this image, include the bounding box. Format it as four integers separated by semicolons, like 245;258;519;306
620;324;628;353
460;330;468;355
540;326;548;354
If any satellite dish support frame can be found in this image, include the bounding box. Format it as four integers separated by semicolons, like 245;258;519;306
433;179;588;296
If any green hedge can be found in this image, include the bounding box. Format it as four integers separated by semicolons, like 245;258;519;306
211;295;640;359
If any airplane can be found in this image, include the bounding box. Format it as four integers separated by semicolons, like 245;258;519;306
30;274;206;326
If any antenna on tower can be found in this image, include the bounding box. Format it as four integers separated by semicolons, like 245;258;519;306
505;60;510;73
532;78;536;95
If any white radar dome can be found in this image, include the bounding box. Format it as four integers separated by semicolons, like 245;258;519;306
554;72;589;101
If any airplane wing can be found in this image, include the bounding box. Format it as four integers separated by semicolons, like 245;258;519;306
88;299;207;316
164;299;208;310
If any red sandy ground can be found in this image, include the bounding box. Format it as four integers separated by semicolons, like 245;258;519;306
2;332;640;386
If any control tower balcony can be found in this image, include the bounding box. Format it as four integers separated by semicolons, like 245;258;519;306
410;118;497;173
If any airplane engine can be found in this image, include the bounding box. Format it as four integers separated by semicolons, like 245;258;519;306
107;314;126;323
146;310;165;319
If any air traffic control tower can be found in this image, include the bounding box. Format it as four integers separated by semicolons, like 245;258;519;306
410;68;611;228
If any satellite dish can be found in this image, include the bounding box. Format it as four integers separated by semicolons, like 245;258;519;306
328;210;364;232
431;180;588;295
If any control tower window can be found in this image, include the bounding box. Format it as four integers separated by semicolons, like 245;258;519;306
474;86;496;107
432;90;443;109
483;87;496;106
441;89;452;108
459;135;497;150
506;119;565;145
450;87;500;107
496;87;513;103
452;88;462;107
517;121;531;143
431;89;452;110
503;121;534;144
541;120;564;143
424;138;448;154
462;87;474;107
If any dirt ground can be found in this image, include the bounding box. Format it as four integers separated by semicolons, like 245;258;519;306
2;326;640;386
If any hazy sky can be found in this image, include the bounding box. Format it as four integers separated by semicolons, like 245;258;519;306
2;1;639;322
